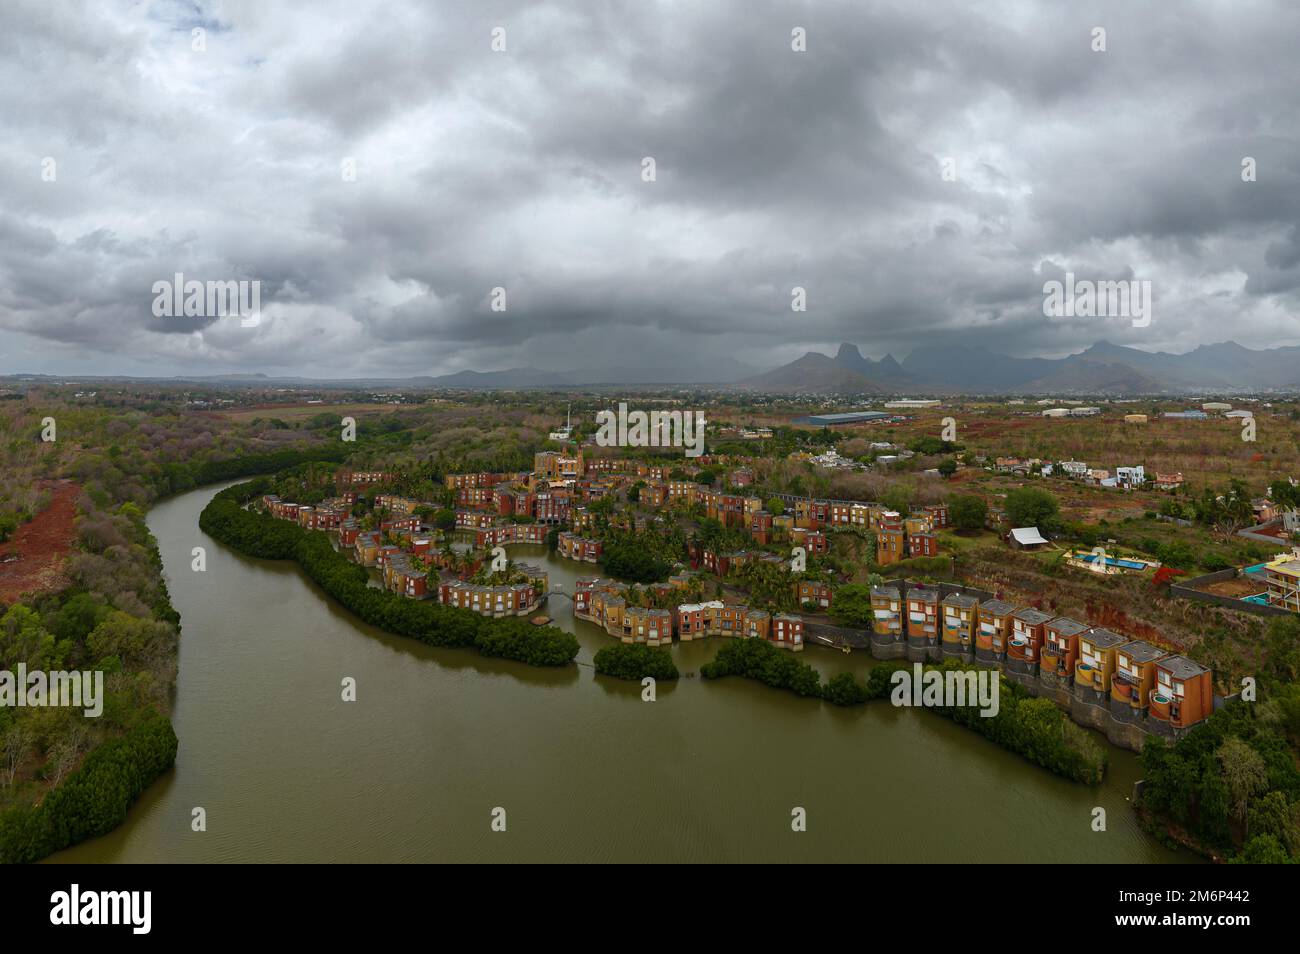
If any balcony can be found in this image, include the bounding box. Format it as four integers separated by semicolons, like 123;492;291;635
1148;692;1172;722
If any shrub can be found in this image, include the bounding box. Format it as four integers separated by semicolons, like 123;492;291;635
593;644;680;681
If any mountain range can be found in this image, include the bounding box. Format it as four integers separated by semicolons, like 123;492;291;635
732;340;1300;395
10;340;1297;394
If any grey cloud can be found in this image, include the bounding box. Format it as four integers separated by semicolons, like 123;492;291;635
0;0;1298;378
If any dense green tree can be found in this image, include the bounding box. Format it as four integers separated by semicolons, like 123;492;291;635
700;639;823;698
824;671;870;706
593;644;679;681
949;495;987;532
1004;487;1059;531
1232;834;1292;864
829;584;875;628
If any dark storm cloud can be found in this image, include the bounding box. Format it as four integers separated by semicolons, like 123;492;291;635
0;0;1298;377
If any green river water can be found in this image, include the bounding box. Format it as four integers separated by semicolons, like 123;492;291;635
48;482;1189;863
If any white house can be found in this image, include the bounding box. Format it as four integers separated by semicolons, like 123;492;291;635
1115;465;1146;487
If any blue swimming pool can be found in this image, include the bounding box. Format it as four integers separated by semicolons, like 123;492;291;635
1074;552;1147;570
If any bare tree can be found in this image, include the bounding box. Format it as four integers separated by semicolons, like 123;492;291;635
3;723;33;788
49;725;88;787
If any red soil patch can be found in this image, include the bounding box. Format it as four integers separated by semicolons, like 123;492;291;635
1084;599;1173;651
0;480;80;605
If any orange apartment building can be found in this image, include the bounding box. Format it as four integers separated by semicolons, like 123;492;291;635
908;532;938;558
382;555;429;600
557;531;603;563
703;491;763;529
455;510;497;530
975;598;1015;665
1007;607;1053;676
905;587;939;654
1042;617;1089;681
1149;655;1214;733
533;488;572;524
337;469;395;486
1075;627;1127;698
940;592;979;658
374;494;418;514
1110;640;1166;721
794;579;833;610
534;450;583;483
476;523;548;547
622;606;674;646
638;480;669;508
457;485;496;509
877;524;906;565
870;585;903;643
445;472;516;491
771;614;804;651
923;503;950;529
437;580;541;618
353;531;381;566
790;528;828;555
493;487;535;517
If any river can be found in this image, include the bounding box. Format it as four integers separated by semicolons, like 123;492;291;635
49;482;1189;863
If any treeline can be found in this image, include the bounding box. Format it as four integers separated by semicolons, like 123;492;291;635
593;644;680;681
0;709;177;863
1139;687;1300;863
700;639;823;697
199;480;579;667
154;445;351;498
1;494;182;862
701;643;1106;784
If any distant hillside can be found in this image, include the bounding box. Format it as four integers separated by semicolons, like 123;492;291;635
741;339;1300;395
563;354;758;385
733;351;882;394
424;367;575;389
1017;356;1168;396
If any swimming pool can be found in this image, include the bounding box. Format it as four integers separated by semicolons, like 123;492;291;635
1073;552;1148;570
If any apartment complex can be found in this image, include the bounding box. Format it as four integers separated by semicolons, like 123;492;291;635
1263;548;1300;613
574;579;804;651
868;577;1217;743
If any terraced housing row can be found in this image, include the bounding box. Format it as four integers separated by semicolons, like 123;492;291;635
574;577;806;652
869;579;1216;749
258;490;550;619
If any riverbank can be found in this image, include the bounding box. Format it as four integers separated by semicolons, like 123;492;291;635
46;482;1188;863
2;449;364;865
199;479;579;668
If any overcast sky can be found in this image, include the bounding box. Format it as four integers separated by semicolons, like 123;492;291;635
2;0;1298;378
